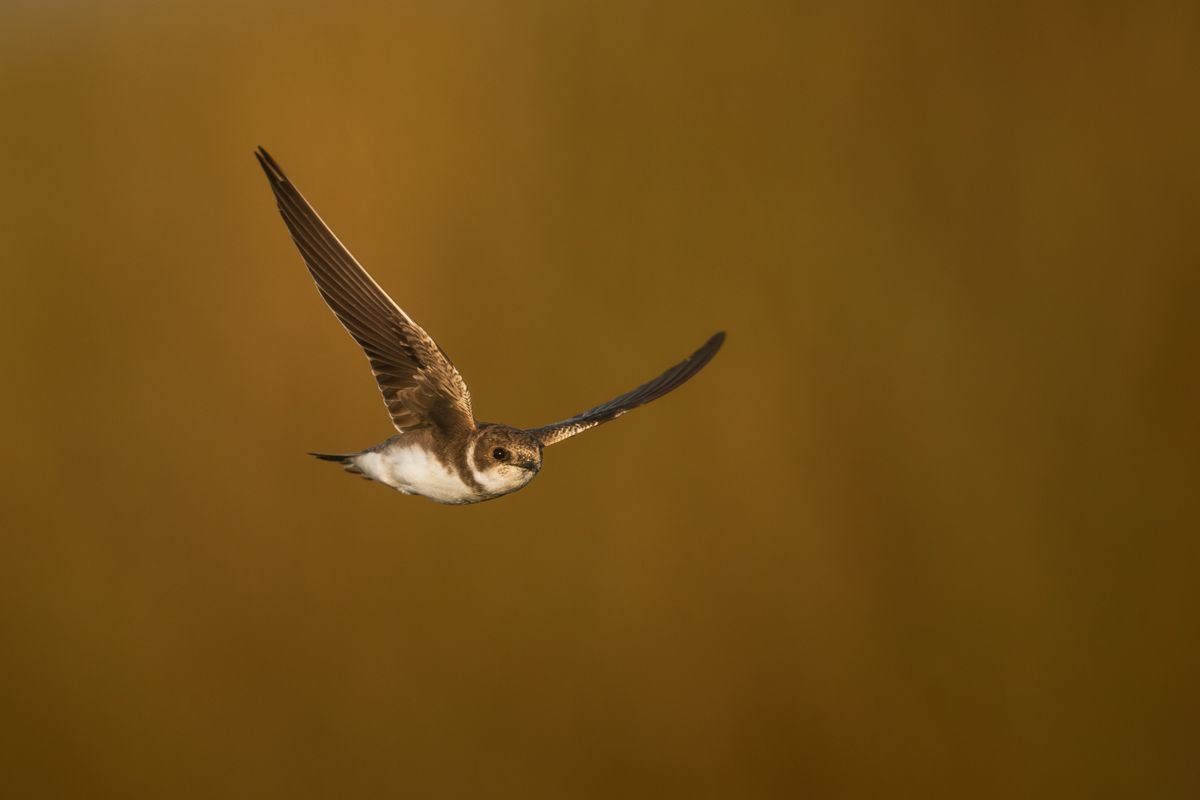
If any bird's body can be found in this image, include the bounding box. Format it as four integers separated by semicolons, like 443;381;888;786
255;147;724;505
357;442;487;504
315;425;542;504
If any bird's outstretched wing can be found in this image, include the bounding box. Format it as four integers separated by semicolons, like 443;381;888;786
528;332;725;447
255;147;474;434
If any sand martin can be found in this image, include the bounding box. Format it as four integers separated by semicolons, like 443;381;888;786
255;147;724;504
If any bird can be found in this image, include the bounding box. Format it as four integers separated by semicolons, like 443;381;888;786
254;147;725;504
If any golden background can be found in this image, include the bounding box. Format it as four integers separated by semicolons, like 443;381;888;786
2;2;1197;797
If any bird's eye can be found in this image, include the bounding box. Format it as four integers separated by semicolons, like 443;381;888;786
492;448;510;461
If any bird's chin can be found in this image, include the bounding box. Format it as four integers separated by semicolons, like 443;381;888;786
475;464;539;495
512;467;540;489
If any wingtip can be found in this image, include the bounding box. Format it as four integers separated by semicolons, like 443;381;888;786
254;145;286;183
701;330;726;357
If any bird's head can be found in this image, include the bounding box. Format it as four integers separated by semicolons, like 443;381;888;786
469;425;544;495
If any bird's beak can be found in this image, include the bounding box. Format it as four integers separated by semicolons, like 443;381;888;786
518;460;540;473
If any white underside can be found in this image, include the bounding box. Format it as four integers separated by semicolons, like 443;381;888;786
353;445;477;504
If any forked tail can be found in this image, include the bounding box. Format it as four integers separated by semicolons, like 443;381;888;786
308;451;369;478
308;452;352;464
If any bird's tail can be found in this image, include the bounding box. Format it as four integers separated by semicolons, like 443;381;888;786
308;451;368;478
309;451;352;464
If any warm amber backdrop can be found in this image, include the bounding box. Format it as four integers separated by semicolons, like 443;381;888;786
2;2;1198;797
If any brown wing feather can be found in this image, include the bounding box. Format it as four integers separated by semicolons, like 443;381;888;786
255;147;474;434
528;332;725;447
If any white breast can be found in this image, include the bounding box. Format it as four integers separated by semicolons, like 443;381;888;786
353;444;476;504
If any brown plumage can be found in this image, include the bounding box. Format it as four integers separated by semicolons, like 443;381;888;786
256;148;474;436
526;332;725;446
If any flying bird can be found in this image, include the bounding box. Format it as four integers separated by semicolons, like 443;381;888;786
255;147;724;504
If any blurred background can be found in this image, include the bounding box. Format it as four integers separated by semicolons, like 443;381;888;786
2;1;1198;797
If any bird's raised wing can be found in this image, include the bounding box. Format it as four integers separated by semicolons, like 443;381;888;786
255;147;474;434
528;332;725;447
